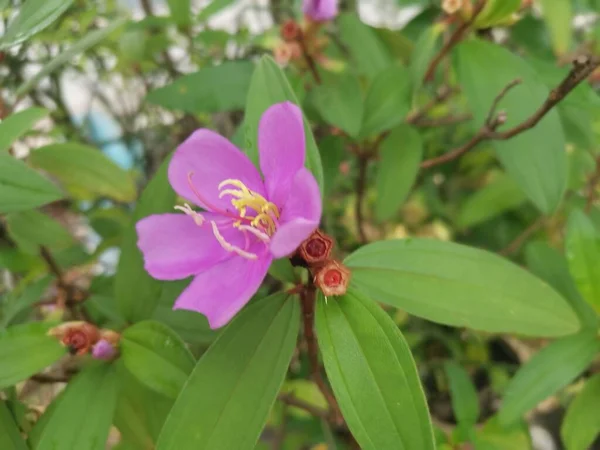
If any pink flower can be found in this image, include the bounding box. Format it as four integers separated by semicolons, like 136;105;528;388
136;102;322;329
303;0;338;22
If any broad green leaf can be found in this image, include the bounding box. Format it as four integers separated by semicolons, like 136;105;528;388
1;276;52;328
6;210;74;251
32;364;118;450
409;25;442;89
0;323;66;390
0;401;27;450
525;242;597;330
245;56;323;192
499;332;600;426
15;19;126;98
539;0;572;55
375;125;422;221
115;157;175;323
268;258;297;284
310;73;363;137
147;61;253;114
474;0;521;28
315;288;435;450
457;173;527;229
360;65;412;138
566;209;600;312
338;13;391;79
444;362;479;427
29;143;136;202
0;0;74;49
345;239;580;336
561;374;600;450
455;40;567;214
198;0;237;21
156;293;299;450
167;0;190;26
0;154;63;213
0;108;49;152
121;321;194;399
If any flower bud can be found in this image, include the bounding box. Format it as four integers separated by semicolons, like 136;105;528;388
48;321;99;356
303;0;338;22
314;260;351;296
298;229;334;265
280;19;301;42
92;339;118;361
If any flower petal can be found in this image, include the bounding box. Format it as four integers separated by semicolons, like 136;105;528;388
258;102;305;207
136;213;243;280
303;0;338;21
173;251;272;329
168;129;265;212
270;168;322;258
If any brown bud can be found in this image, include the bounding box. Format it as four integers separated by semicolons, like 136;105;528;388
99;329;121;346
280;19;301;42
298;229;333;265
314;260;351;297
48;321;100;356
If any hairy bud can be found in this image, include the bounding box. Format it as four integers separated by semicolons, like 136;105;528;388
298;229;334;265
314;260;351;296
280;19;301;42
48;321;99;356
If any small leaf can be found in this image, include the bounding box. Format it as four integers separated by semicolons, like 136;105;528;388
444;362;479;427
409;25;442;89
561;374;600;450
457;173;527;229
6;210;74;251
0;108;49;152
0;323;66;390
166;0;190;26
0;400;28;450
115;157;175;323
197;0;237;21
1;276;52;328
147;61;254;114
245;56;323;192
360;65;412;138
0;154;63;213
29;143;136;202
475;0;521;28
565;209;600;312
539;0;572;56
499;332;600;426
30;364;118;450
156;293;299;450
268;258;297;284
345;239;580;336
121;321;195;399
315;288;435;450
310;73;363;138
375;125;422;221
0;0;74;49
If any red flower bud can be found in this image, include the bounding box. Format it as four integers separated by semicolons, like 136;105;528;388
280;19;301;42
298;229;333;265
48;321;100;356
314;260;351;297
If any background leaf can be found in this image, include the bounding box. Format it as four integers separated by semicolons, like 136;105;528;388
6;210;74;251
444;361;479;427
539;0;573;55
561;374;600;450
0;400;28;450
0;108;49;152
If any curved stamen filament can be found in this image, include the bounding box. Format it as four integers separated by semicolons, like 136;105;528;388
187;172;251;223
211;221;258;260
237;224;270;243
174;203;205;226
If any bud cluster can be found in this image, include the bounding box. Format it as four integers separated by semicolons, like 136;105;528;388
273;19;329;69
48;322;120;361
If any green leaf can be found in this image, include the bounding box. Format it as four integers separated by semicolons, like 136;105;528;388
0;154;63;213
0;401;28;450
315;288;435;450
345;239;580;336
338;13;391;79
167;0;190;26
0;0;74;49
455;39;567;214
0;108;49;152
197;0;237;21
474;0;521;28
409;25;442;89
15;19;126;98
0;323;66;390
566;209;600;312
444;362;479;427
561;374;600;450
29;143;136;202
360;65;412;138
245;56;323;193
375;125;422;221
156;293;299;450
115;157;175;323
310;73;363;138
147;61;253;114
121;321;195;399
525;242;597;330
31;364;118;450
1;276;52;328
474;418;532;450
268;258;297;284
539;0;572;56
6;210;74;251
457;173;527;229
499;332;600;426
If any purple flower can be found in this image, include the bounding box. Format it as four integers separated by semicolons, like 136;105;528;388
136;102;322;329
303;0;338;22
92;339;117;360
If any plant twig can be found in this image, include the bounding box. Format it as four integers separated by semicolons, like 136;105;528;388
585;155;600;214
423;0;486;83
355;155;369;244
30;373;71;384
298;31;322;84
499;217;546;256
40;246;67;290
139;0;180;78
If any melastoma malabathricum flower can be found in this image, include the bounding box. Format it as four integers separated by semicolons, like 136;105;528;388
303;0;338;22
136;102;322;329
